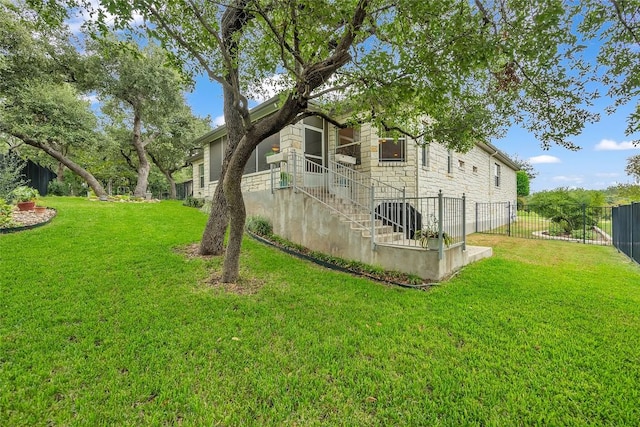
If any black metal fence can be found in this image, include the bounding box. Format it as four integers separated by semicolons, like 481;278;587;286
612;203;639;263
476;202;613;246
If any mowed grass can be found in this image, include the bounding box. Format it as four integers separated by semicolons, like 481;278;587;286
1;198;639;426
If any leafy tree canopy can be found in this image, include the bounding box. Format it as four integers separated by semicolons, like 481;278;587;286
625;154;640;182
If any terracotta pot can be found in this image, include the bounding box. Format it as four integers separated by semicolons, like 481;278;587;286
34;206;47;214
17;201;36;211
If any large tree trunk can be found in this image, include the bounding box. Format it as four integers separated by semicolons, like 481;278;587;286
221;136;253;283
56;162;65;182
199;3;253;255
148;153;177;199
199;87;245;255
13;133;107;197
131;113;150;197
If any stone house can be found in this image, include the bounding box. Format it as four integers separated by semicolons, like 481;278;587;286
190;97;518;281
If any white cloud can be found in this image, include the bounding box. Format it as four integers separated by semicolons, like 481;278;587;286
212;115;225;127
552;175;584;184
529;155;561;164
594;139;640;151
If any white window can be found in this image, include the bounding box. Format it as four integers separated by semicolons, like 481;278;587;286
336;127;361;165
379;133;406;162
495;163;501;187
421;144;429;167
198;163;204;188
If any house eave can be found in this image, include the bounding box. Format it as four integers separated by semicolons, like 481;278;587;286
476;141;519;171
191;95;282;147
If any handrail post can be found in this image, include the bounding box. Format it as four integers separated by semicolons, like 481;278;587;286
402;187;406;243
438;189;444;260
292;152;297;193
270;163;274;194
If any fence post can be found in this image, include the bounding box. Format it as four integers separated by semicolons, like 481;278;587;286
438;189;444;260
507;201;511;237
475;202;478;233
371;185;376;251
582;203;587;244
462;193;466;251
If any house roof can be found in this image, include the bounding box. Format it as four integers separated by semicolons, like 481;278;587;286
476;141;520;171
191;96;281;147
191;96;520;172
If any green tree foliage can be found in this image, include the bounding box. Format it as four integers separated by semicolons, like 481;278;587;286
527;188;606;233
603;183;640;205
579;0;640;142
85;40;196;197
0;1;108;196
0;150;26;198
38;0;606;281
516;170;530;197
625;154;640;182
510;153;538;180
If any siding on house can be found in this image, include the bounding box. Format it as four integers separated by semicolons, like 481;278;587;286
193;116;518;218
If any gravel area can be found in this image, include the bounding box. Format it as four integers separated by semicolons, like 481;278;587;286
8;207;56;228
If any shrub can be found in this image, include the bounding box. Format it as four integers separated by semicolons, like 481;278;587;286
246;215;273;237
182;196;204;208
47;180;70;196
0;198;15;228
10;185;39;203
0;152;26;199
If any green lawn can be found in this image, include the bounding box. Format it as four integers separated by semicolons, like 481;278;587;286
1;198;639;425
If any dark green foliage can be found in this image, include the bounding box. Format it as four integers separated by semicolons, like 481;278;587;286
527;188;605;233
0;152;26;199
182;196;204;208
516;170;530;197
604;183;640;204
47;180;70;196
245;215;273;237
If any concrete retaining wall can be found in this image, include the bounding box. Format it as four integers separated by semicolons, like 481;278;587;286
244;189;475;281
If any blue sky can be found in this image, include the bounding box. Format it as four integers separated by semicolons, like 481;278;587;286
186;75;639;194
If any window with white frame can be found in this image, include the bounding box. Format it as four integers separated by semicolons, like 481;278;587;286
378;132;406;162
421;144;429;167
209;136;225;182
336;127;361;165
494;163;501;187
198;163;204;188
447;149;453;174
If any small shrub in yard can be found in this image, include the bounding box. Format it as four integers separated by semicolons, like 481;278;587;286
0;198;15;228
47;180;70;196
246;215;273;237
183;196;205;208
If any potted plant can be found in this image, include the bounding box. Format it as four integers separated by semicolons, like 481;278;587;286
279;172;292;188
415;216;453;250
10;186;39;211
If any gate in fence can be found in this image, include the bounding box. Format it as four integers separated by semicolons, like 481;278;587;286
612;203;639;263
476;202;613;246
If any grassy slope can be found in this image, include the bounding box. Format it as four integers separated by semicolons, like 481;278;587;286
1;198;639;426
